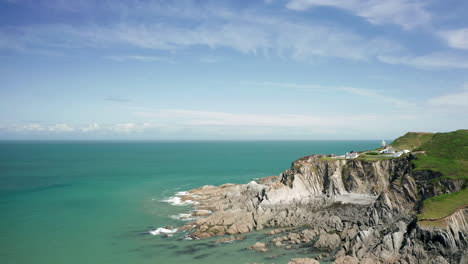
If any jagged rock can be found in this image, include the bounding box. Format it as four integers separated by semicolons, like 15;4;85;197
332;256;359;264
288;258;319;264
301;229;316;240
192;210;211;216
177;154;467;263
314;233;341;250
249;242;268;252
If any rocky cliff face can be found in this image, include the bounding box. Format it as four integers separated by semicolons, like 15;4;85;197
178;155;467;264
280;155;412;197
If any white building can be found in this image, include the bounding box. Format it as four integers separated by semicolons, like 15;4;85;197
345;151;359;159
381;140;387;149
380;146;395;154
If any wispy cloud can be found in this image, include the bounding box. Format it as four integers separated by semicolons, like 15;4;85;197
438;28;468;50
0;4;403;63
245;81;414;109
134;109;384;132
199;56;222;63
107;55;175;63
104;96;132;103
243;81;329;91
285;0;431;30
378;52;468;69
427;84;468;108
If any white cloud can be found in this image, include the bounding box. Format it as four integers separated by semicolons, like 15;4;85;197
48;123;75;132
18;124;46;132
80;123;100;132
438;28;468;50
2;123;75;133
286;0;430;29
377;52;468;69
109;122;152;133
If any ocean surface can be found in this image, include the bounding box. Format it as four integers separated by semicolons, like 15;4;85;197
0;140;379;264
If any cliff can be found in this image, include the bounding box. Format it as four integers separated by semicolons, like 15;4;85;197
176;148;467;263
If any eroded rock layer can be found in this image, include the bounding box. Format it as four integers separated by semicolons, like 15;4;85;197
178;155;467;263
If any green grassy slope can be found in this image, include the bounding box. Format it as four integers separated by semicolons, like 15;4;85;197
417;129;468;160
413;130;468;180
390;132;434;150
418;188;468;224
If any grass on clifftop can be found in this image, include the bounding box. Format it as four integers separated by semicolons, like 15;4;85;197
417;129;468;160
412;156;468;179
418;188;468;221
391;132;434;151
414;130;468;180
396;130;468;180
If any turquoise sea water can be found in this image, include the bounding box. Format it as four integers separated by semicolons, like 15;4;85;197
0;141;378;264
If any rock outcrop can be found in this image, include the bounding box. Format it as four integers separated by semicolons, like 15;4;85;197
176;154;467;263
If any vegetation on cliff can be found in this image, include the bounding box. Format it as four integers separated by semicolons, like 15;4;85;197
418;188;468;221
392;129;468;179
393;130;468;225
391;132;434;150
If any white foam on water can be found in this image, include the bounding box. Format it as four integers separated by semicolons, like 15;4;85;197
148;227;178;236
162;191;198;206
170;213;195;221
163;196;197;206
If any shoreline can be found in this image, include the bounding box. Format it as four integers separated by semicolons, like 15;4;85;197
154;153;467;263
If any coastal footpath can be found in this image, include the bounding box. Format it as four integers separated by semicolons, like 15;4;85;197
176;130;468;264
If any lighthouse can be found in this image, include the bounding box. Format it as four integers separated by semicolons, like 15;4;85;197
381;140;387;149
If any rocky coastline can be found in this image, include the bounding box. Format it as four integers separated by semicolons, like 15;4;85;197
174;154;467;263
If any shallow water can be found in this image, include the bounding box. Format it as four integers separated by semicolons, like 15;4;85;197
0;140;378;264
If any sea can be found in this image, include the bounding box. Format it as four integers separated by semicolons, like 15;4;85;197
0;140;379;264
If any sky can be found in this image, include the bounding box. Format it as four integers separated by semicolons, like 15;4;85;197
0;0;467;140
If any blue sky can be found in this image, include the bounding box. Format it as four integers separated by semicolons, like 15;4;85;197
0;0;467;140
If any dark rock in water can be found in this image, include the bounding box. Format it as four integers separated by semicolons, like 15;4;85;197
215;235;246;243
193;253;210;259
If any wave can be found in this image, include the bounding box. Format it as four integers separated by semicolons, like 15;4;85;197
148;227;178;236
162;191;199;206
163;196;199;206
170;213;195;221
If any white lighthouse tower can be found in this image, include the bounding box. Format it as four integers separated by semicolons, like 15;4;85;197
381;140;387;149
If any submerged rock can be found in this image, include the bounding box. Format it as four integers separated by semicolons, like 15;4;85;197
288;258;320;264
248;242;268;252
